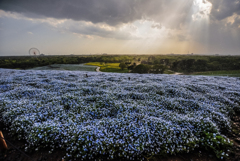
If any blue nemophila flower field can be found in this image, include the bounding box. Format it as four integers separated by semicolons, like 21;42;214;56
0;69;239;160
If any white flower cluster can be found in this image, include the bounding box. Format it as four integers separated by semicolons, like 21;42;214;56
0;69;238;160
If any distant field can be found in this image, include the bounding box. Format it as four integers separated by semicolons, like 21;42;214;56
85;62;129;73
86;62;178;74
191;70;240;77
29;64;97;71
164;70;175;74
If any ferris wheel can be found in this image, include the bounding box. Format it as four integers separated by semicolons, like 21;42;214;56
29;48;40;56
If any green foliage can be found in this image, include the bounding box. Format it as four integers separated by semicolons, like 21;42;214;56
0;55;240;75
191;70;240;77
201;132;233;159
132;64;150;74
119;62;127;70
151;64;166;74
171;56;240;73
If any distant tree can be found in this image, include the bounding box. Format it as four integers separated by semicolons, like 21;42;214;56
132;64;150;74
233;62;240;70
164;59;170;66
154;59;159;65
128;65;134;70
147;62;153;65
177;59;195;72
148;56;155;62
152;64;166;74
148;57;151;62
208;61;221;71
194;59;207;71
125;62;131;66
171;61;180;71
159;59;165;64
119;62;127;70
185;59;195;72
128;63;137;70
141;60;148;64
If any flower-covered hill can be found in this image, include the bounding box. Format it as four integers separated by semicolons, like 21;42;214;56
0;69;239;160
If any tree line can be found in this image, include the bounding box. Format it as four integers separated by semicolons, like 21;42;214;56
119;55;240;74
171;57;240;72
0;55;239;73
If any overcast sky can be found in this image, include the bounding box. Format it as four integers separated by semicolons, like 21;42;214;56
0;0;240;56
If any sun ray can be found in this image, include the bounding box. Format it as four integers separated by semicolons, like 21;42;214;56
184;0;212;54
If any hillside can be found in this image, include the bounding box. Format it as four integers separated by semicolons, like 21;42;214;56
0;69;240;161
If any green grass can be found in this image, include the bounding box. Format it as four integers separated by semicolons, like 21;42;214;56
191;70;240;77
30;64;97;71
164;70;175;74
85;62;129;73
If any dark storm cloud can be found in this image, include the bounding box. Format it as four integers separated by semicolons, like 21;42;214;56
0;0;148;25
1;0;239;29
209;0;240;20
0;0;193;26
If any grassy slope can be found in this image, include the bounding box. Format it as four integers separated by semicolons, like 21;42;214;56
191;70;240;77
30;64;97;71
85;62;129;73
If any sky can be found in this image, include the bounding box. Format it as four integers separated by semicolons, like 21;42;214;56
0;0;240;56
